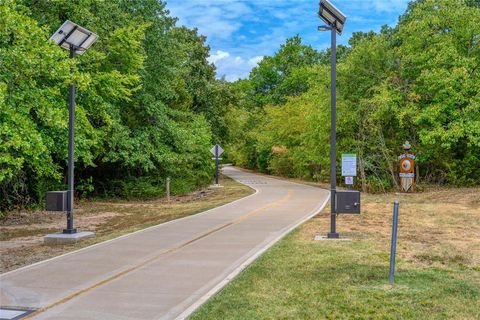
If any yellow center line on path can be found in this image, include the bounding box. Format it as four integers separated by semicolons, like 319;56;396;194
25;189;294;319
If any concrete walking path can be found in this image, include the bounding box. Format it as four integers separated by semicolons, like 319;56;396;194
0;167;329;319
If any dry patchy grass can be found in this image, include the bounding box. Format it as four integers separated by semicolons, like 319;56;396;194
193;185;480;320
306;187;480;268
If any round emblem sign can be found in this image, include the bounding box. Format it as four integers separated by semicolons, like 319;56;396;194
402;159;411;171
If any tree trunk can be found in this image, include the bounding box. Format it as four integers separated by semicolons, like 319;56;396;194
378;130;399;189
357;124;368;192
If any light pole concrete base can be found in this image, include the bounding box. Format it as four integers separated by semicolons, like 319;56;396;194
44;231;95;245
314;235;351;241
209;184;224;189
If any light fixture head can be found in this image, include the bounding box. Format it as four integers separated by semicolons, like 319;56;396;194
50;20;98;54
318;25;332;32
318;0;346;35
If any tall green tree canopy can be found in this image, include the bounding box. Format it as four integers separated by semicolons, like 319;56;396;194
227;0;480;191
0;0;227;211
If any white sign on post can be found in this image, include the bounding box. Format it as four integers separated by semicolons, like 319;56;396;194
341;154;357;177
345;176;354;185
210;144;224;158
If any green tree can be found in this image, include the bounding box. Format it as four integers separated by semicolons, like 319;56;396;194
0;1;73;209
249;35;321;106
227;0;480;191
1;0;220;212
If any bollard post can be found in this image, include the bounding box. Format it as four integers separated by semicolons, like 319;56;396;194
389;201;400;284
166;177;171;202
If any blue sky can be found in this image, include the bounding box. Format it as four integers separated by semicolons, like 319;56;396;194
165;0;410;81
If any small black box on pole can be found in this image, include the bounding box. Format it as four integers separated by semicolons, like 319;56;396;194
336;190;360;214
46;191;68;211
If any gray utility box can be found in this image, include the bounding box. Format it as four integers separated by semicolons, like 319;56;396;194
336;190;360;214
46;191;68;211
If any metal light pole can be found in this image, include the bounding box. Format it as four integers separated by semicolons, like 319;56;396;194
48;21;98;234
318;0;346;239
66;44;77;233
328;26;338;238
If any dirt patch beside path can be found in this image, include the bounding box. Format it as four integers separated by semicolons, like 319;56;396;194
0;175;253;273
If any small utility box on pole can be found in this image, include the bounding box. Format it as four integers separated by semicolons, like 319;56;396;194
210;144;224;187
46;191;68;211
336;190;360;214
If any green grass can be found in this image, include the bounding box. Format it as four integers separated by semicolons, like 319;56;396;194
192;233;479;320
191;187;480;320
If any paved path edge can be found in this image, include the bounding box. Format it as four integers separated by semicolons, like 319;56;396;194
174;192;330;320
1;180;260;278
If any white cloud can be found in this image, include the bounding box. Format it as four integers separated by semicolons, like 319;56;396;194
248;56;263;66
166;0;410;82
166;1;316;81
208;51;264;81
330;0;409;14
208;50;230;64
211;54;265;82
167;0;251;40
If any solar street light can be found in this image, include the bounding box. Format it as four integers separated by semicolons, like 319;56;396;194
48;21;98;234
318;0;347;34
50;20;98;55
318;0;347;239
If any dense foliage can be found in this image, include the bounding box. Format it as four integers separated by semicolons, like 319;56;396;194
1;0;479;212
226;0;480;192
0;0;232;211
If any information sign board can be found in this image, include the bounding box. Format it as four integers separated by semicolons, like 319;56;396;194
341;154;357;177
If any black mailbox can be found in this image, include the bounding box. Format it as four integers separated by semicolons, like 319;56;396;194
46;191;67;211
336;190;360;214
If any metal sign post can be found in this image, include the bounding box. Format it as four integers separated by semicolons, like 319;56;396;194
215;145;219;185
210;144;224;186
